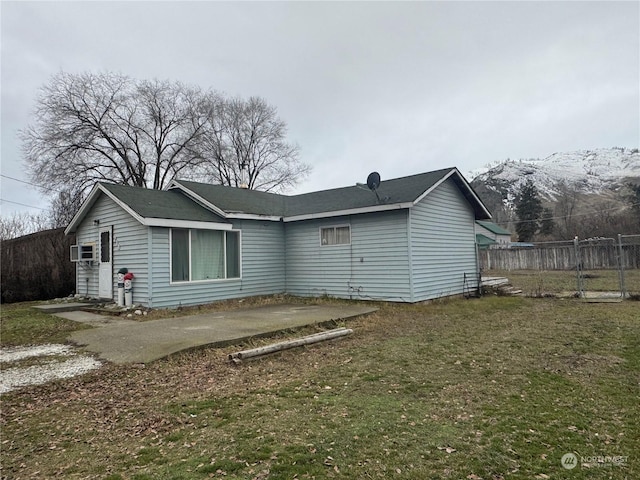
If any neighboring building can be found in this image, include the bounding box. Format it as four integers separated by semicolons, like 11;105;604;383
65;167;491;308
475;233;497;250
475;220;512;248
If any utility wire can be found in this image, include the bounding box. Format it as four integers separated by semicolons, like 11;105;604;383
0;198;47;210
491;201;640;226
0;174;62;193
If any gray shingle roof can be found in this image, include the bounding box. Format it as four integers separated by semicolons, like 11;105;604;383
285;168;458;217
173;180;286;217
67;167;490;234
99;183;228;223
173;167;490;220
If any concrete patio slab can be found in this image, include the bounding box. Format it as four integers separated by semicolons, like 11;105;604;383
68;304;377;364
54;310;139;327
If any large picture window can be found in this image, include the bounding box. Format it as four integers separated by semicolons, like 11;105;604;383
320;226;351;246
171;229;240;282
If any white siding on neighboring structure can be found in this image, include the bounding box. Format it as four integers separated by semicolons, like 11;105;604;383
285;211;411;301
149;220;285;308
74;194;149;302
409;178;479;301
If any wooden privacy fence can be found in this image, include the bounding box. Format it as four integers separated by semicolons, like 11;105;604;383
1;228;76;303
479;243;640;271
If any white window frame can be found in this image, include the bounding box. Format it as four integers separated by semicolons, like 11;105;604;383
70;243;96;262
320;225;351;246
170;228;242;284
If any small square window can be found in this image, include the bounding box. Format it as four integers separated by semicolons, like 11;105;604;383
320;226;350;246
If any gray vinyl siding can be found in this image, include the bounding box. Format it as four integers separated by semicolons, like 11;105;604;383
74;194;149;302
285;211;411;301
409;178;479;301
149;220;285;308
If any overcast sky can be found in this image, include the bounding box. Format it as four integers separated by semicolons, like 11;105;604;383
1;1;638;216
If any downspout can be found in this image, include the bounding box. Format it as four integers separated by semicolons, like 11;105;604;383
147;226;153;308
282;218;287;295
407;208;414;303
474;233;481;297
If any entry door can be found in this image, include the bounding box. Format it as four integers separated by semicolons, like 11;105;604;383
98;226;113;299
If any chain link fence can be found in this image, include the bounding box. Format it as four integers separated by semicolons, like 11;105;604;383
479;234;640;298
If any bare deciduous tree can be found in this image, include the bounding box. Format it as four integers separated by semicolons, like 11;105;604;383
200;96;310;192
21;72;310;201
0;212;50;240
554;180;580;238
21;72;211;193
47;187;87;228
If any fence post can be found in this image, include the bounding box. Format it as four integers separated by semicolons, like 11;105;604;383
574;236;583;297
618;234;626;299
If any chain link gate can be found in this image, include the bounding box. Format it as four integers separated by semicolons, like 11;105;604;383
618;234;640;299
573;237;623;300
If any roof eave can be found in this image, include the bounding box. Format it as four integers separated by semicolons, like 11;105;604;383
413;168;491;220
143;218;233;230
226;213;282;221
64;184;102;235
65;183;147;234
283;202;414;222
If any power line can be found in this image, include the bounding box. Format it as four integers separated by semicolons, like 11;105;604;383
492;202;640;225
0;198;47;210
0;174;62;193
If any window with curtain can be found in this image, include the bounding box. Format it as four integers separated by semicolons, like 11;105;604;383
320;226;351;246
171;229;241;282
171;229;189;282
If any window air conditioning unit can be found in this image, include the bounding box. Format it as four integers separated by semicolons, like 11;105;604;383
70;244;95;262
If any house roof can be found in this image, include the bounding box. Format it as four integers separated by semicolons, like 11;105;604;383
99;183;228;222
171;180;286;218
65;183;229;234
476;233;497;248
475;220;511;235
172;167;491;222
286;168;458;218
66;167;491;234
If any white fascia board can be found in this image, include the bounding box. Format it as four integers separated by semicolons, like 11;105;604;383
64;184;102;235
98;184;147;225
143;218;233;230
283;202;413;223
413;168;492;219
64;184;138;234
412;168;457;205
226;213;282;222
449;167;492;218
168;181;229;218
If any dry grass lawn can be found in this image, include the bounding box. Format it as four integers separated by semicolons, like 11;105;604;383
1;295;638;479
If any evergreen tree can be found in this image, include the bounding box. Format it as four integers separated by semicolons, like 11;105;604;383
515;178;543;241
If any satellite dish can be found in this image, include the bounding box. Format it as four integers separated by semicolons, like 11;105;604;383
366;172;381;191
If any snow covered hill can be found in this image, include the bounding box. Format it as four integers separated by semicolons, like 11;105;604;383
469;147;640;203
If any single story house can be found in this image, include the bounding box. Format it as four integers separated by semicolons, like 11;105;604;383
475;220;512;248
65;167;492;308
475;233;497;250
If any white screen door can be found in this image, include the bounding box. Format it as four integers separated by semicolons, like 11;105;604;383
98;226;113;299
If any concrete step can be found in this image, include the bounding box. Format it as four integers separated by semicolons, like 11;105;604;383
33;302;97;314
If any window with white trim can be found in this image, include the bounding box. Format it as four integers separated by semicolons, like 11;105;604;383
171;229;240;282
320;226;351;246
